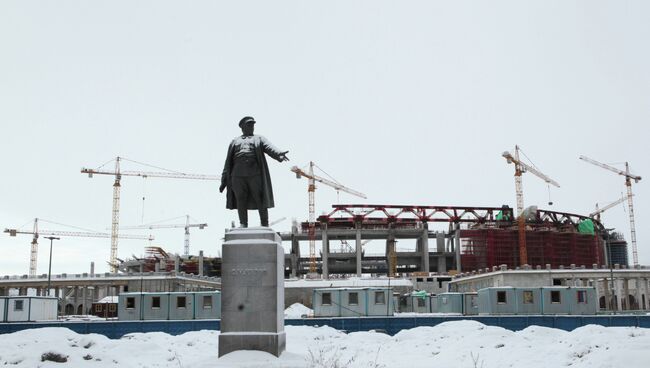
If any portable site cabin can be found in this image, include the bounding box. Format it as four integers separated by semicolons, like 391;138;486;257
1;296;57;322
312;287;394;317
436;292;464;314
91;296;118;318
401;291;435;313
477;287;597;315
541;287;596;315
118;291;221;320
463;293;479;315
478;287;540;315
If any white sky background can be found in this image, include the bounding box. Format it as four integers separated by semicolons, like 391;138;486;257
1;1;648;275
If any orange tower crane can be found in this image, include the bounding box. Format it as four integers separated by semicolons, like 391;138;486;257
81;156;220;272
291;162;366;274
580;155;642;267
503;146;560;266
120;215;207;256
4;218;153;276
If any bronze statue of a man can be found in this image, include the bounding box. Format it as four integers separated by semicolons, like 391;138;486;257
219;116;289;227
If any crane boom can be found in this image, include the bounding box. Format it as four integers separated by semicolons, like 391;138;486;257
119;216;208;256
290;166;367;199
119;223;207;230
4;228;153;240
579;156;642;182
82;168;221;181
503;151;561;188
589;195;630;218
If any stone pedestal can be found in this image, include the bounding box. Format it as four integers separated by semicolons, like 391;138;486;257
218;227;286;357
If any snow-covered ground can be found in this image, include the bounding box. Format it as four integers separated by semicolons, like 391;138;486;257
0;320;648;367
284;303;313;319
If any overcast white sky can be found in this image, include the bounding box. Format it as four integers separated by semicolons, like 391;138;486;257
1;1;648;276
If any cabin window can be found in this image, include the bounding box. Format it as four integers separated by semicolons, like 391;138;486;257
152;297;161;309
577;290;587;304
109;304;116;312
203;295;212;309
14;300;24;311
95;304;102;312
523;291;534;304
348;292;359;305
126;297;135;309
374;292;385;305
551;290;561;304
497;291;507;304
177;296;187;308
322;292;332;305
442;297;448;305
417;298;426;308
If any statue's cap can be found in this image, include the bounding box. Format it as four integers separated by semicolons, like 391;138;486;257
239;116;256;127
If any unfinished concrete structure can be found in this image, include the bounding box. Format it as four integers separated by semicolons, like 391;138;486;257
280;204;609;278
451;266;650;312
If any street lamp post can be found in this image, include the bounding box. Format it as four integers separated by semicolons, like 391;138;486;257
44;236;59;296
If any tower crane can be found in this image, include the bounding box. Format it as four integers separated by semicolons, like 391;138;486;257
503;146;560;266
81;156;220;272
119;215;207;256
580;155;642;267
590;195;631;222
291;162;366;274
4;218;153;276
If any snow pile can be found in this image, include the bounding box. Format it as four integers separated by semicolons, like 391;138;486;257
0;321;648;367
284;303;313;319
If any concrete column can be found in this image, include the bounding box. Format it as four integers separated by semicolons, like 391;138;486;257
174;255;180;273
73;286;79;314
291;222;300;278
82;287;88;315
386;225;396;277
199;250;204;276
420;222;429;273
603;278;611;310
90;262;95;277
623;278;630;310
635;278;642;310
436;232;446;273
615;279;623;311
454;224;462;273
321;224;329;279
356;222;362;277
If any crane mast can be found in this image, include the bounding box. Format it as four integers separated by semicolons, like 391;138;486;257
110;158;122;273
580;155;642;267
29;219;39;277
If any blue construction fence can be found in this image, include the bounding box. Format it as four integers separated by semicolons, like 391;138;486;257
1;315;649;338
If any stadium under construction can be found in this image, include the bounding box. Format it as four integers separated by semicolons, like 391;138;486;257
119;204;628;278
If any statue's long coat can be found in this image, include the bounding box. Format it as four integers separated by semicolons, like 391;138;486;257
221;135;284;210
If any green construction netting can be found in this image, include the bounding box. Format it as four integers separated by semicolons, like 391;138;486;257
578;219;595;235
412;290;428;299
496;210;511;221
